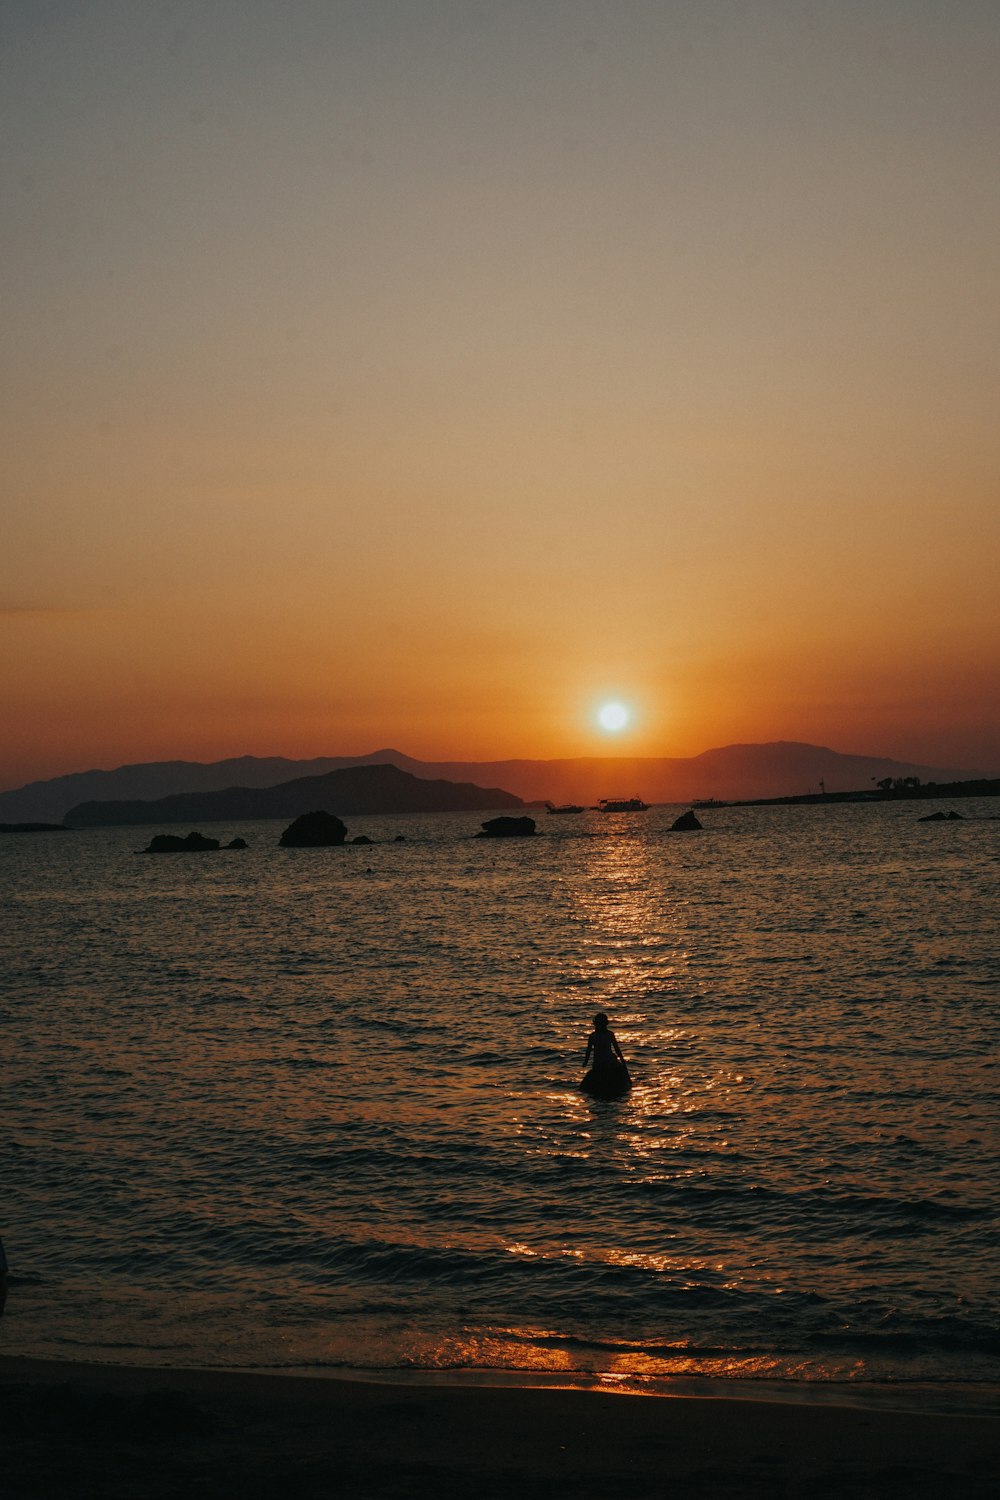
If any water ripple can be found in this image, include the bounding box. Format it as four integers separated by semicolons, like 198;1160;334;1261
2;799;999;1384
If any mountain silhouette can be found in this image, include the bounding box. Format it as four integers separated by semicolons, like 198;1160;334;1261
1;741;987;824
64;762;523;828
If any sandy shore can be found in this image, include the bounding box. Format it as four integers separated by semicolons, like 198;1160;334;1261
1;1357;998;1499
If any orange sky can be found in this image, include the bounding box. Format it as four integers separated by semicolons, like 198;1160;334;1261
3;1;999;788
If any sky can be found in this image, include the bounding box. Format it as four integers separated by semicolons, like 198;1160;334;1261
3;0;999;787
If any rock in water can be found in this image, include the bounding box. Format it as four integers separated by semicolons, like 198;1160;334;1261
669;810;703;831
144;832;220;853
475;816;538;838
279;810;348;847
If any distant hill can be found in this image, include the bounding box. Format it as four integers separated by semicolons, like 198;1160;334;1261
64;762;523;828
2;741;988;823
0;753;383;824
377;743;987;805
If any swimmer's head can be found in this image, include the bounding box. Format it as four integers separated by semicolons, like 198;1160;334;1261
593;1012;609;1030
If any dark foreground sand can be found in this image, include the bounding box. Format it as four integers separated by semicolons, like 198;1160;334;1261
1;1357;997;1499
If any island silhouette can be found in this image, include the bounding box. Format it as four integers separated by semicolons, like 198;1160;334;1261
64;762;523;829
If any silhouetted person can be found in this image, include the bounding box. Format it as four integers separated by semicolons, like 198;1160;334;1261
582;1013;632;1097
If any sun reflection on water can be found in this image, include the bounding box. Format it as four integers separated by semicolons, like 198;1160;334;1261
423;1325;816;1386
498;822;853;1384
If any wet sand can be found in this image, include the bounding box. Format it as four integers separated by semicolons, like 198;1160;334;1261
1;1356;998;1498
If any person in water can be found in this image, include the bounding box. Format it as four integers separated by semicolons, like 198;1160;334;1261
582;1012;631;1095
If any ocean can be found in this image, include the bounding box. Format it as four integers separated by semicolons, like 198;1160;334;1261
3;800;998;1406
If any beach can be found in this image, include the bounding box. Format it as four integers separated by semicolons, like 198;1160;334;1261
2;1357;998;1499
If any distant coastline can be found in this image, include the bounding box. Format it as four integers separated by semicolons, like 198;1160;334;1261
693;777;1000;810
0;822;68;834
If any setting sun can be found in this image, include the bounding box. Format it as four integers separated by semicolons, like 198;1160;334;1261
598;703;630;732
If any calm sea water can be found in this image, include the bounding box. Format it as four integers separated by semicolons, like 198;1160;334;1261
3;801;999;1402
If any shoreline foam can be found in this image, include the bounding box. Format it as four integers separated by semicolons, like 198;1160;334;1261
240;1362;1000;1416
6;1348;1000;1416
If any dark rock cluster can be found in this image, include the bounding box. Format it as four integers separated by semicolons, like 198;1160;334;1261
669;810;703;832
475;816;538;838
144;832;220;853
279;811;348;847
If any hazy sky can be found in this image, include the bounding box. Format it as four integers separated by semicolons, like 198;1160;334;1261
3;0;999;785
